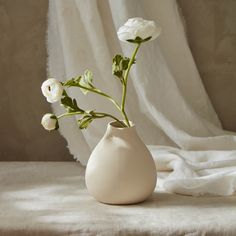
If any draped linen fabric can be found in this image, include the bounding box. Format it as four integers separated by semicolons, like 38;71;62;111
48;0;236;196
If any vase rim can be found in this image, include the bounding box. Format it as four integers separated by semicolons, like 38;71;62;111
108;120;135;130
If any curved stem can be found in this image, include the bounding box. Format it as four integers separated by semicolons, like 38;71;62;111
61;43;141;128
95;112;125;127
57;111;125;127
64;83;121;112
57;111;82;119
121;43;141;126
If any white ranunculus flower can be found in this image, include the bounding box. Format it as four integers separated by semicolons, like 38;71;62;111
41;113;58;131
41;78;63;103
117;17;161;43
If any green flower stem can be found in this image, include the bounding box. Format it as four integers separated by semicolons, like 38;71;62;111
121;43;141;127
61;43;141;128
64;83;121;113
95;112;125;127
57;111;125;127
57;111;82;119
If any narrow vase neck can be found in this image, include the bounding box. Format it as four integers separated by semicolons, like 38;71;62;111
105;121;137;138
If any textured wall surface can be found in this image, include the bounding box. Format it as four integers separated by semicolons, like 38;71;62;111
178;0;236;131
0;0;72;161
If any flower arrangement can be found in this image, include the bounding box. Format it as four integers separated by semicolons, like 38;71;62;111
41;18;161;131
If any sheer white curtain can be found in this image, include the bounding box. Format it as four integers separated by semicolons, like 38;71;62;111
48;0;236;196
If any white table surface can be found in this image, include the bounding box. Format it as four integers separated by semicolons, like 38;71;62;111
0;162;236;236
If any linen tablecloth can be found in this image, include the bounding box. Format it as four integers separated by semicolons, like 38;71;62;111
0;162;236;236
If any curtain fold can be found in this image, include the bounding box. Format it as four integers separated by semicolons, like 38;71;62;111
48;0;236;195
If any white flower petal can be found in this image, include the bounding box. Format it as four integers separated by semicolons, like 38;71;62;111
41;78;63;103
41;113;57;131
117;17;161;42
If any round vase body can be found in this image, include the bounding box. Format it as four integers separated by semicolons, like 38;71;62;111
85;121;157;205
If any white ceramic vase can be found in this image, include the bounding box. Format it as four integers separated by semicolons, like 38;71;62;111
85;121;157;205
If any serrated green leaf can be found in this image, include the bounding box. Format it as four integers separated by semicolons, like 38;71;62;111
80;70;94;95
112;54;135;83
113;70;123;78
61;96;83;113
113;54;123;63
112;55;123;77
121;57;130;70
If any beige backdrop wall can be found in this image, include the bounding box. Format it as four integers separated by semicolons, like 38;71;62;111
178;0;236;132
0;0;72;161
0;0;235;161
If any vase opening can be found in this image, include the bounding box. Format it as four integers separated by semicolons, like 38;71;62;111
109;120;135;129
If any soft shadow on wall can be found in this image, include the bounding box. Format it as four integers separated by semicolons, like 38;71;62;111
0;0;72;161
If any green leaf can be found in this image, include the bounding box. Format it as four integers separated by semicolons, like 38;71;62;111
63;71;96;95
78;116;94;129
63;76;81;87
113;54;123;64
142;36;152;42
112;55;122;78
61;96;83;113
112;54;135;82
76;109;99;129
62;90;68;97
80;70;94;95
127;36;152;44
121;57;130;70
